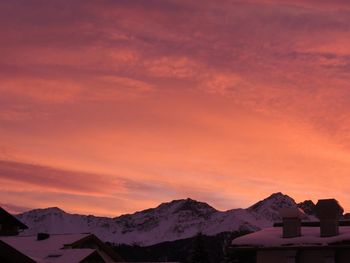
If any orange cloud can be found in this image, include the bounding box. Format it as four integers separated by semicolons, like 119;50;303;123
145;56;201;79
0;78;82;103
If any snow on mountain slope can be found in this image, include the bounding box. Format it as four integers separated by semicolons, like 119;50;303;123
248;192;297;222
17;193;302;246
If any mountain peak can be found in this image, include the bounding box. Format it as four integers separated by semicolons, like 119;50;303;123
297;200;316;216
262;192;292;201
155;198;217;215
248;192;296;222
162;198;196;205
46;207;65;212
20;206;66;216
249;192;297;210
269;192;285;198
175;198;216;213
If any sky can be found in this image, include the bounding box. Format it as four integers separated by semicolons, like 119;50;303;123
1;0;350;217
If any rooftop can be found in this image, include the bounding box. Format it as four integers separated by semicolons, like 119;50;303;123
232;226;350;248
40;249;96;263
0;233;92;262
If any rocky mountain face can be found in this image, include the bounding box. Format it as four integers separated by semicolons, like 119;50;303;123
16;193;311;246
297;200;316;216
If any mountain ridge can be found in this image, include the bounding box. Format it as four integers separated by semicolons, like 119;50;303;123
15;193;316;246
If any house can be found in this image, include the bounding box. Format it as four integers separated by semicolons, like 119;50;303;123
0;239;36;263
0;207;123;263
0;233;124;263
0;207;28;236
232;199;350;263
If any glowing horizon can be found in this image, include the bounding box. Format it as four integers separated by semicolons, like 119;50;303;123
2;0;350;217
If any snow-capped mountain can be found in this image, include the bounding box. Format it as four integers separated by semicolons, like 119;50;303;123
17;193;305;246
248;192;296;222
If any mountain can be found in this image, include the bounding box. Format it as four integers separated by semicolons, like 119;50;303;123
297;200;316;216
17;193;305;246
248;192;296;221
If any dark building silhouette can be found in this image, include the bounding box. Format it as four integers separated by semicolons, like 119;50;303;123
0;207;28;236
316;199;343;237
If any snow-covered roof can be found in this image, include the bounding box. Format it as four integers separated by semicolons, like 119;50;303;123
0;233;92;262
232;226;350;248
41;248;96;263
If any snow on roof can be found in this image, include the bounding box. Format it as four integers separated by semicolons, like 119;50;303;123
232;226;350;248
0;233;91;261
41;248;96;263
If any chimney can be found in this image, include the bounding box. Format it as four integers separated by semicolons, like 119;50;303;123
316;199;343;237
280;207;306;238
37;233;50;241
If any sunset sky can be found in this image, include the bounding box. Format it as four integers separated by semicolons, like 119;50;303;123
1;0;350;217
